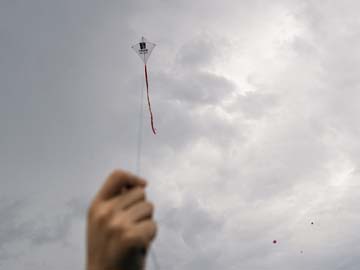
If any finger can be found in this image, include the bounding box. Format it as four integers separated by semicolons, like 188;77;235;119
125;201;154;223
132;220;157;247
110;187;146;210
96;170;147;201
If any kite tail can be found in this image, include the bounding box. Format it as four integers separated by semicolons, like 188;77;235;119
144;64;156;135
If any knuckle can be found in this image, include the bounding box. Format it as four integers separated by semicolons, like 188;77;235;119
151;219;157;228
150;220;157;232
93;204;112;225
137;188;146;200
150;222;158;240
146;202;154;214
107;216;128;236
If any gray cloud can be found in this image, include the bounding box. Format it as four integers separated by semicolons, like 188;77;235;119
1;0;360;270
176;35;218;68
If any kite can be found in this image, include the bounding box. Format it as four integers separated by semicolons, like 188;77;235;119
132;37;157;134
131;37;160;270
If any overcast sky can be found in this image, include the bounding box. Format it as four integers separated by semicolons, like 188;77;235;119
1;0;360;269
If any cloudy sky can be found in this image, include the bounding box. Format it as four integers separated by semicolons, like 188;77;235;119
1;0;360;269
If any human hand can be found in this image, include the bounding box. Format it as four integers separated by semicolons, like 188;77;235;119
87;170;157;270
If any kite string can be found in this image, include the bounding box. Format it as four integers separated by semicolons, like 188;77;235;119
135;71;160;270
150;249;160;270
135;70;145;175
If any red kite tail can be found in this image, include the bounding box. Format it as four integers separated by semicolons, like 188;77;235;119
144;64;156;134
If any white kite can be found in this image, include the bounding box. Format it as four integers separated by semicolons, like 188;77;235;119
132;37;157;134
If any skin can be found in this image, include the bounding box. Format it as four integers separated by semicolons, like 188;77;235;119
87;170;157;270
